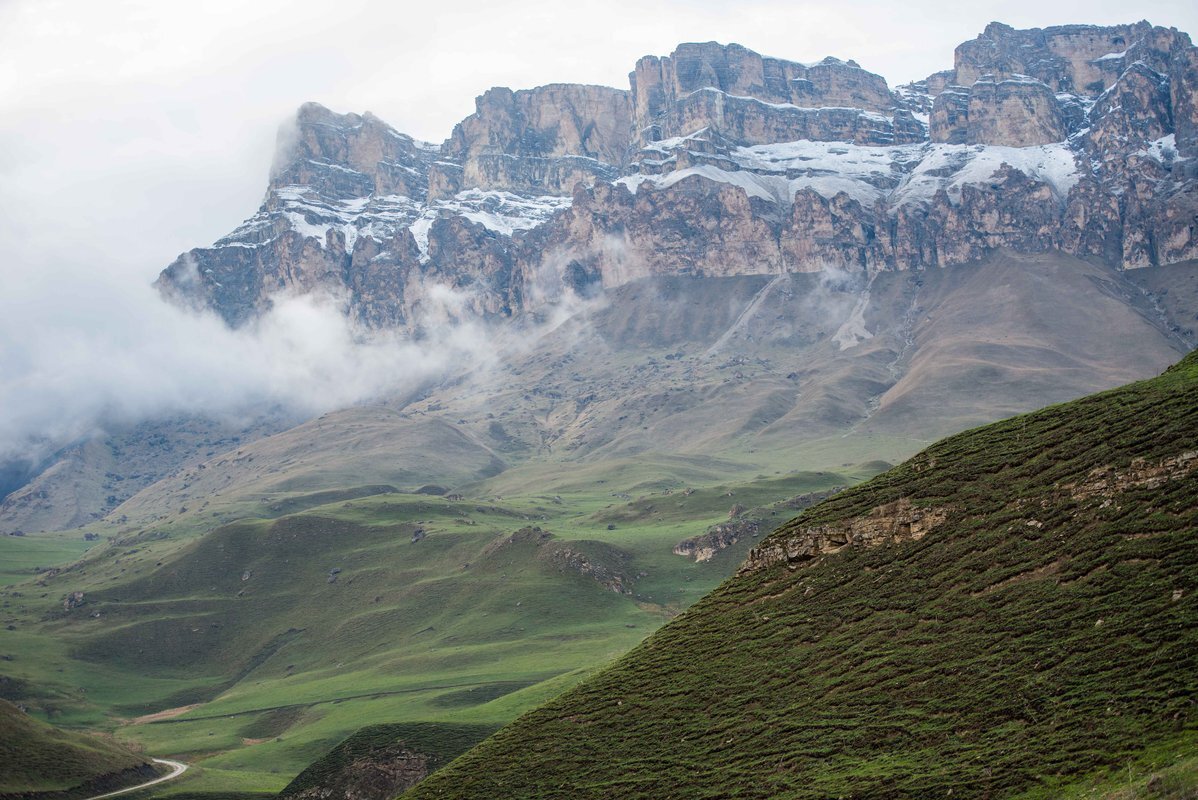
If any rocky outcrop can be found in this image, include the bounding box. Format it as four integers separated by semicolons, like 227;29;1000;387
483;527;636;594
156;105;437;327
674;518;761;562
631;44;916;148
538;541;636;595
929;22;1194;146
739;498;950;574
951;21;1153;94
283;745;430;800
674;489;845;563
271;102;435;200
1172;46;1198;156
631;44;898;135
516;178;783;289
1065;451;1198;500
656;88;922;148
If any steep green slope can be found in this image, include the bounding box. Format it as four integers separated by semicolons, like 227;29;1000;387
0;699;152;796
408;351;1198;799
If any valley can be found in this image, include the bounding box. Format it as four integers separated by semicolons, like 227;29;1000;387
1;13;1197;800
0;467;874;795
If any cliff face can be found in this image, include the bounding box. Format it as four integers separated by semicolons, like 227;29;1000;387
630;45;910;146
926;22;1197;149
434;84;634;199
155;23;1198;330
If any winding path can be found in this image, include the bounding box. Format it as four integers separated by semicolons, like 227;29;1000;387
83;758;188;800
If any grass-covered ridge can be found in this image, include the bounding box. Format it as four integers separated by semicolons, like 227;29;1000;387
407;350;1198;799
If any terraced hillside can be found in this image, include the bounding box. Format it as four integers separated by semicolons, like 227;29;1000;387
408;351;1198;799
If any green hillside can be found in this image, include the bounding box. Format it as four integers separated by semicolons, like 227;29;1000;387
407;350;1198;799
0;699;151;796
0;464;867;795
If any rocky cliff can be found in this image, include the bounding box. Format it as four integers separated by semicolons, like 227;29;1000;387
155;22;1198;329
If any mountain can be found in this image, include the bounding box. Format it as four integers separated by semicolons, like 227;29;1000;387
155;22;1198;330
65;252;1196;543
0;413;294;536
6;21;1198;539
0;699;158;799
405;350;1198;799
2;21;1198;800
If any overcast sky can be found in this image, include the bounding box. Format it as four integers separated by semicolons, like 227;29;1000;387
1;0;1196;459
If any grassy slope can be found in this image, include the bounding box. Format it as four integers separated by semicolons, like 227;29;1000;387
408;351;1198;799
0;532;96;586
0;467;867;795
0;699;147;794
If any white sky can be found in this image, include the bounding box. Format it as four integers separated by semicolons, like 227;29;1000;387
0;0;1195;458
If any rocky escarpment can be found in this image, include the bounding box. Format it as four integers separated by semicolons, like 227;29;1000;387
674;488;845;562
739;497;950;574
630;44;914;146
432;84;633;199
156;22;1198;330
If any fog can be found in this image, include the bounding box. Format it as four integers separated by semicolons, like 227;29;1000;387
0;270;501;461
2;0;1196;461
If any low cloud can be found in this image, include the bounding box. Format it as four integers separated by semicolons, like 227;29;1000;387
0;269;498;463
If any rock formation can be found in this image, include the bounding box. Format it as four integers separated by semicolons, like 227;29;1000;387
434;84;633;198
739;498;950;574
154;22;1198;330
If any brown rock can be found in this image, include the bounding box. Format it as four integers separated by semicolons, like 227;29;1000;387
438;84;632;198
740;498;950;574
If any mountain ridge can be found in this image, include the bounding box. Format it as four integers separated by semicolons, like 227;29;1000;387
155;21;1198;329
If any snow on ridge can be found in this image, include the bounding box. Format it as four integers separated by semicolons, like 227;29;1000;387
405;189;573;262
894;142;1081;206
687;87;898;119
446;189;572;236
619;139;1081;209
216;183;571;260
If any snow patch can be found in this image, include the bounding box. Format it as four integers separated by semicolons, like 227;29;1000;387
403;189;571;262
1138;134;1185;163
